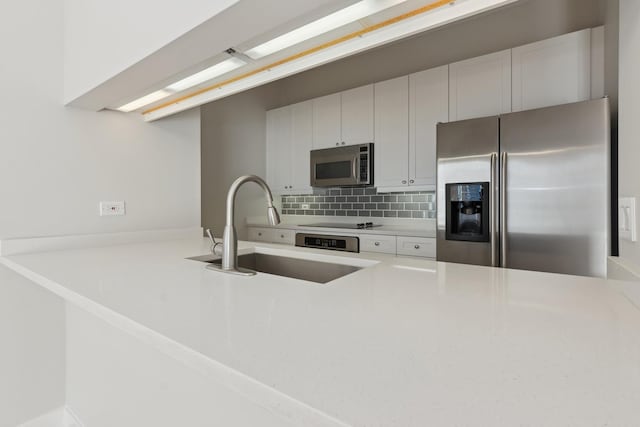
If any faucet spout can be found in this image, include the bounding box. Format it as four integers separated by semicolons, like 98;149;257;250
217;175;280;274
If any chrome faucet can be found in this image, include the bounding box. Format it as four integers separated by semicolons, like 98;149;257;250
207;175;280;276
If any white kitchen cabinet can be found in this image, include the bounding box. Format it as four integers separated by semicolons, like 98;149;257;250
290;101;313;194
266;106;292;194
374;76;409;189
246;227;436;259
312;86;374;149
271;229;296;245
396;236;436;258
375;68;447;192
341;84;374;145
359;234;397;255
512;29;592;112
247;227;295;244
312;93;341;149
409;65;448;188
266;101;313;194
590;26;605;99
449;49;512;121
248;227;273;243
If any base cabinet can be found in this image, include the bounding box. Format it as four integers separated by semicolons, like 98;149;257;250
396;236;436;258
248;227;295;245
247;227;435;259
359;235;397;255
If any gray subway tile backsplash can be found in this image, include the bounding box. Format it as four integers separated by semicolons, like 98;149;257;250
281;188;436;219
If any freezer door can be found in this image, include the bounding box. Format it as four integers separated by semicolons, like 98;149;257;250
500;98;610;277
437;117;499;267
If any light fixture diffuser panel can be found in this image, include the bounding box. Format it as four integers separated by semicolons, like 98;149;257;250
117;90;173;112
245;0;409;59
166;57;247;92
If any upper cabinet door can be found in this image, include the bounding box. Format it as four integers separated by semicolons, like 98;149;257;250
290;100;313;193
512;29;591;112
449;49;512;121
409;65;449;187
590;26;605;99
374;76;409;189
341;84;374;145
266;106;292;194
312;93;341;149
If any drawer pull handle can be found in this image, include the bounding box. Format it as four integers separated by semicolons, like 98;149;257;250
280;234;285;238
414;244;420;249
409;179;415;184
258;232;262;236
402;180;407;184
374;242;380;246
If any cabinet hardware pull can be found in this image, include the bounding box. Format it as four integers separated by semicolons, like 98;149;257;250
414;244;420;249
341;141;346;145
409;179;414;184
280;234;285;238
402;180;407;184
258;232;262;236
374;242;380;246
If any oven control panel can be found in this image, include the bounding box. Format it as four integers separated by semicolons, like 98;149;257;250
295;233;360;253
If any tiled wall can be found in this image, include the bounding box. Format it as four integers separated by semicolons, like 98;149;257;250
281;188;436;218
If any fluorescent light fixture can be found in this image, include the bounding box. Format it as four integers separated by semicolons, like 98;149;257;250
244;0;408;59
166;57;247;92
144;0;516;122
117;90;173;112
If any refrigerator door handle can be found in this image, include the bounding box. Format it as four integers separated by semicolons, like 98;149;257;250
490;152;498;267
500;151;508;268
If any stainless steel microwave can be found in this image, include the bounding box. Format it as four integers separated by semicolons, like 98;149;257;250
310;143;373;187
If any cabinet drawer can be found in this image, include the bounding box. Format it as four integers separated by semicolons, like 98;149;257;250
271;229;295;245
360;235;397;254
396;237;436;258
247;227;273;243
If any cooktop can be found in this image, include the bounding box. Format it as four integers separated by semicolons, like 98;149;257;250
302;222;381;230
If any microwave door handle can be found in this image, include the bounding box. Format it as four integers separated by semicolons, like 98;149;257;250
353;156;358;182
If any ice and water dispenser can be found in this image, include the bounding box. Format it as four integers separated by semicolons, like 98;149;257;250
445;183;490;242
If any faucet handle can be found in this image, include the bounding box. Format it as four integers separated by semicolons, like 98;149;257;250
206;229;223;255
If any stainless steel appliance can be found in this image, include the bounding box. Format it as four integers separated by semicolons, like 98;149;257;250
295;233;360;252
303;222;380;229
310;143;373;187
436;98;610;278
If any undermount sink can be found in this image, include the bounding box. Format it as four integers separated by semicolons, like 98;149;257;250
191;252;362;284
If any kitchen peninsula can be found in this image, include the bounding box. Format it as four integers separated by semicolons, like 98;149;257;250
2;234;639;426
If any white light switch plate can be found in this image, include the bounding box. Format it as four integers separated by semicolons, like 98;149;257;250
619;197;637;242
99;201;126;216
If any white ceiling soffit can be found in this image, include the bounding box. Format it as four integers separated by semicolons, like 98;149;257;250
66;0;361;110
142;0;518;122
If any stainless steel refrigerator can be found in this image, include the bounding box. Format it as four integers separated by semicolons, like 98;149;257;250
436;98;610;278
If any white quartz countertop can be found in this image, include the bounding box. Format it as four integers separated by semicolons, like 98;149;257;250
3;237;640;426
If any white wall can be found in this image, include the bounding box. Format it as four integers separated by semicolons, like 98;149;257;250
201;87;276;240
1;0;201;240
63;0;239;103
0;265;65;427
617;0;640;278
